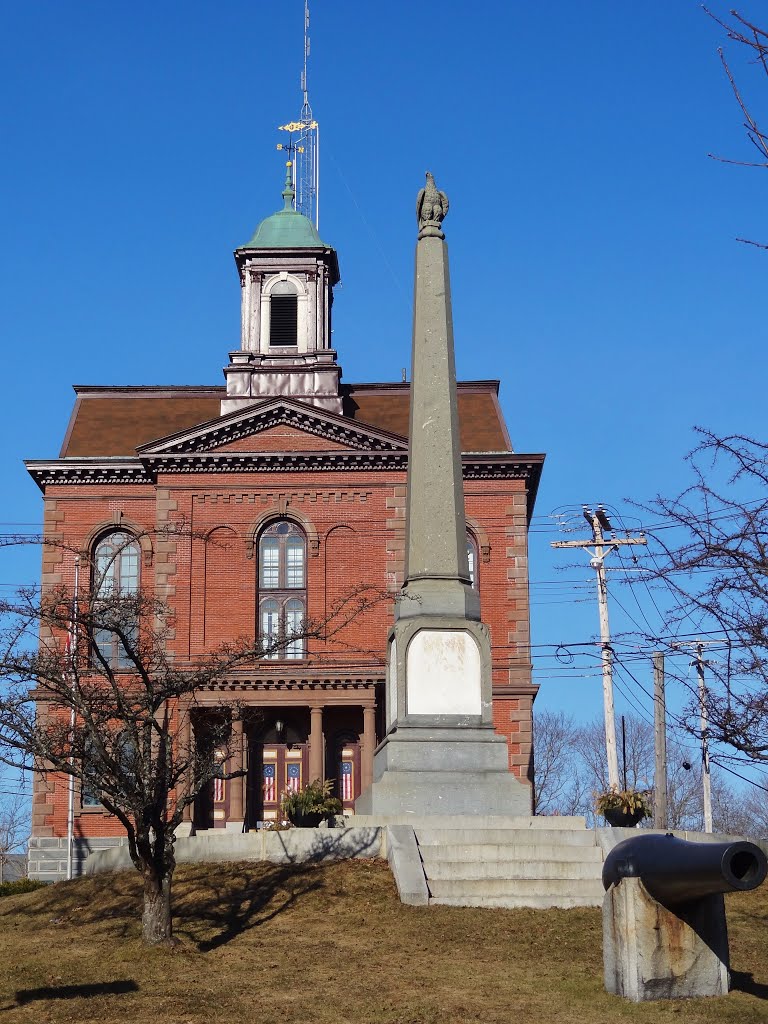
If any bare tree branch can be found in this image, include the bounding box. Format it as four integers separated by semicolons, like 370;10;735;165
704;7;768;246
0;531;386;944
636;430;768;762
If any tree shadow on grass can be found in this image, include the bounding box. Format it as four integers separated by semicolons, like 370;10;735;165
0;979;139;1013
173;827;381;952
173;861;323;952
0;872;142;939
731;971;768;1000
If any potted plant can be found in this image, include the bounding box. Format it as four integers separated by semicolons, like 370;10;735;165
281;778;342;828
595;786;652;827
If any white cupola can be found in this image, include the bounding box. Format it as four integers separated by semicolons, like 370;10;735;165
221;161;342;415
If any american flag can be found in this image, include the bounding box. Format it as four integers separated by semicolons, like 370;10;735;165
213;776;225;803
341;760;353;802
286;762;301;793
263;764;276;803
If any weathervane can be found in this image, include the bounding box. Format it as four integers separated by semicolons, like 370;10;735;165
276;1;319;228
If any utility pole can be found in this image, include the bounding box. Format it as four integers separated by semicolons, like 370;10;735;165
695;644;713;833
653;652;668;829
552;506;646;790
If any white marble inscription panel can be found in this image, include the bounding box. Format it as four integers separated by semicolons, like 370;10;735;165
406;629;481;715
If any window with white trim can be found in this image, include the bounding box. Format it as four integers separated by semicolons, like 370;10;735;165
258;521;307;660
467;533;479;589
92;531;141;669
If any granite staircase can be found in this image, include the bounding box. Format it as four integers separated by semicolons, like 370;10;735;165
413;817;604;909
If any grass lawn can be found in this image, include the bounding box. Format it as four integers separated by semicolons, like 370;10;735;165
0;859;766;1023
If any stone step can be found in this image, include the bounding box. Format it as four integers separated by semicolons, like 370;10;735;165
429;894;602;910
418;842;603;864
427;877;605;900
415;828;596;847
423;859;601;881
348;815;588;831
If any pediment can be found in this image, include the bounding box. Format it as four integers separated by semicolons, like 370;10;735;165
213;425;350;453
134;398;409;456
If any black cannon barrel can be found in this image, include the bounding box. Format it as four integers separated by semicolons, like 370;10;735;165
602;833;768;906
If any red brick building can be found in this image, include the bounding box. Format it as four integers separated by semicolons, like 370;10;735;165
26;177;543;876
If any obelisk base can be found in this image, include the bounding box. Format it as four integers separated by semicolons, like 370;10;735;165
355;726;531;816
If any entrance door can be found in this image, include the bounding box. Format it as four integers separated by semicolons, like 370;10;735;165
256;743;309;823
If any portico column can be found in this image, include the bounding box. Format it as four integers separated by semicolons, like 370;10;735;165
309;706;324;783
228;717;245;826
362;705;376;791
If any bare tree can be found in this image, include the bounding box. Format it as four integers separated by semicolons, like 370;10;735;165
532;711;584;815
0;794;29;883
641;430;768;764
536;711;750;832
0;533;383;945
704;7;768;248
741;787;768;838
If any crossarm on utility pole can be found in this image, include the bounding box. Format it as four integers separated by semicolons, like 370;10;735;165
551;538;647;549
551;509;646;791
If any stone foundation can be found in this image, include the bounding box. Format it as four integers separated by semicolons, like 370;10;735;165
28;836;130;882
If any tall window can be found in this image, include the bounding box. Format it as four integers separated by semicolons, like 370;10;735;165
269;282;298;347
92;531;140;669
258;521;306;660
467;533;479;589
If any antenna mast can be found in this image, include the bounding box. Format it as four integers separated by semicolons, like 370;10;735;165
278;1;319;229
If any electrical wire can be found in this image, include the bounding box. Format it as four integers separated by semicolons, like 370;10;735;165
710;758;768;794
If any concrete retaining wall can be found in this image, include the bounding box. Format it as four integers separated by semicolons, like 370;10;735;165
85;827;383;876
34;821;768;887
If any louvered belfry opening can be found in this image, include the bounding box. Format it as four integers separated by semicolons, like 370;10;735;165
270;294;298;347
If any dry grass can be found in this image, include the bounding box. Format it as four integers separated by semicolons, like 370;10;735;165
0;860;766;1023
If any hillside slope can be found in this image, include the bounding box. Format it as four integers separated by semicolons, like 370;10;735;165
0;860;766;1023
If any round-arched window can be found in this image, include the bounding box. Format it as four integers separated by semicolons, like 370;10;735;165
467;533;479;589
92;531;141;668
258;521;307;660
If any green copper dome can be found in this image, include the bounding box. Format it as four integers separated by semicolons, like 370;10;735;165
241;162;329;249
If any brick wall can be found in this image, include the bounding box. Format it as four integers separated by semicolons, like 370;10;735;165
32;457;537;838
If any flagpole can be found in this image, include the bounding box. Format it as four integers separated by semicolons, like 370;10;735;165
65;556;79;881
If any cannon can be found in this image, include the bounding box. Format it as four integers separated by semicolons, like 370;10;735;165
602;833;767;905
601;833;768;1002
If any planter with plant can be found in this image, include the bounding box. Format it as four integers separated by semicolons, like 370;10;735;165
281;779;343;827
595;787;652;827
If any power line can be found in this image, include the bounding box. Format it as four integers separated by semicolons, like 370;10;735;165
710;758;768;794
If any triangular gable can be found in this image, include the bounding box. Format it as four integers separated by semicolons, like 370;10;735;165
135;397;409;456
213;425;351;454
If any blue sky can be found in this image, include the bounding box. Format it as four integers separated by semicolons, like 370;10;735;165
1;1;765;754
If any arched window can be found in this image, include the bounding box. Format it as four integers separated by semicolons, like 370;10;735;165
269;281;298;347
467;533;479;589
258;521;307;660
92;531;141;669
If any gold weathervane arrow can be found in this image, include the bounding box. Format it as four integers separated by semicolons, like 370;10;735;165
278;121;318;132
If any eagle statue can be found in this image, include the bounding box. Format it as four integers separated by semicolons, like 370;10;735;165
416;171;449;236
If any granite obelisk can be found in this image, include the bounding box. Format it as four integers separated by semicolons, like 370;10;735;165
356;173;529;816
